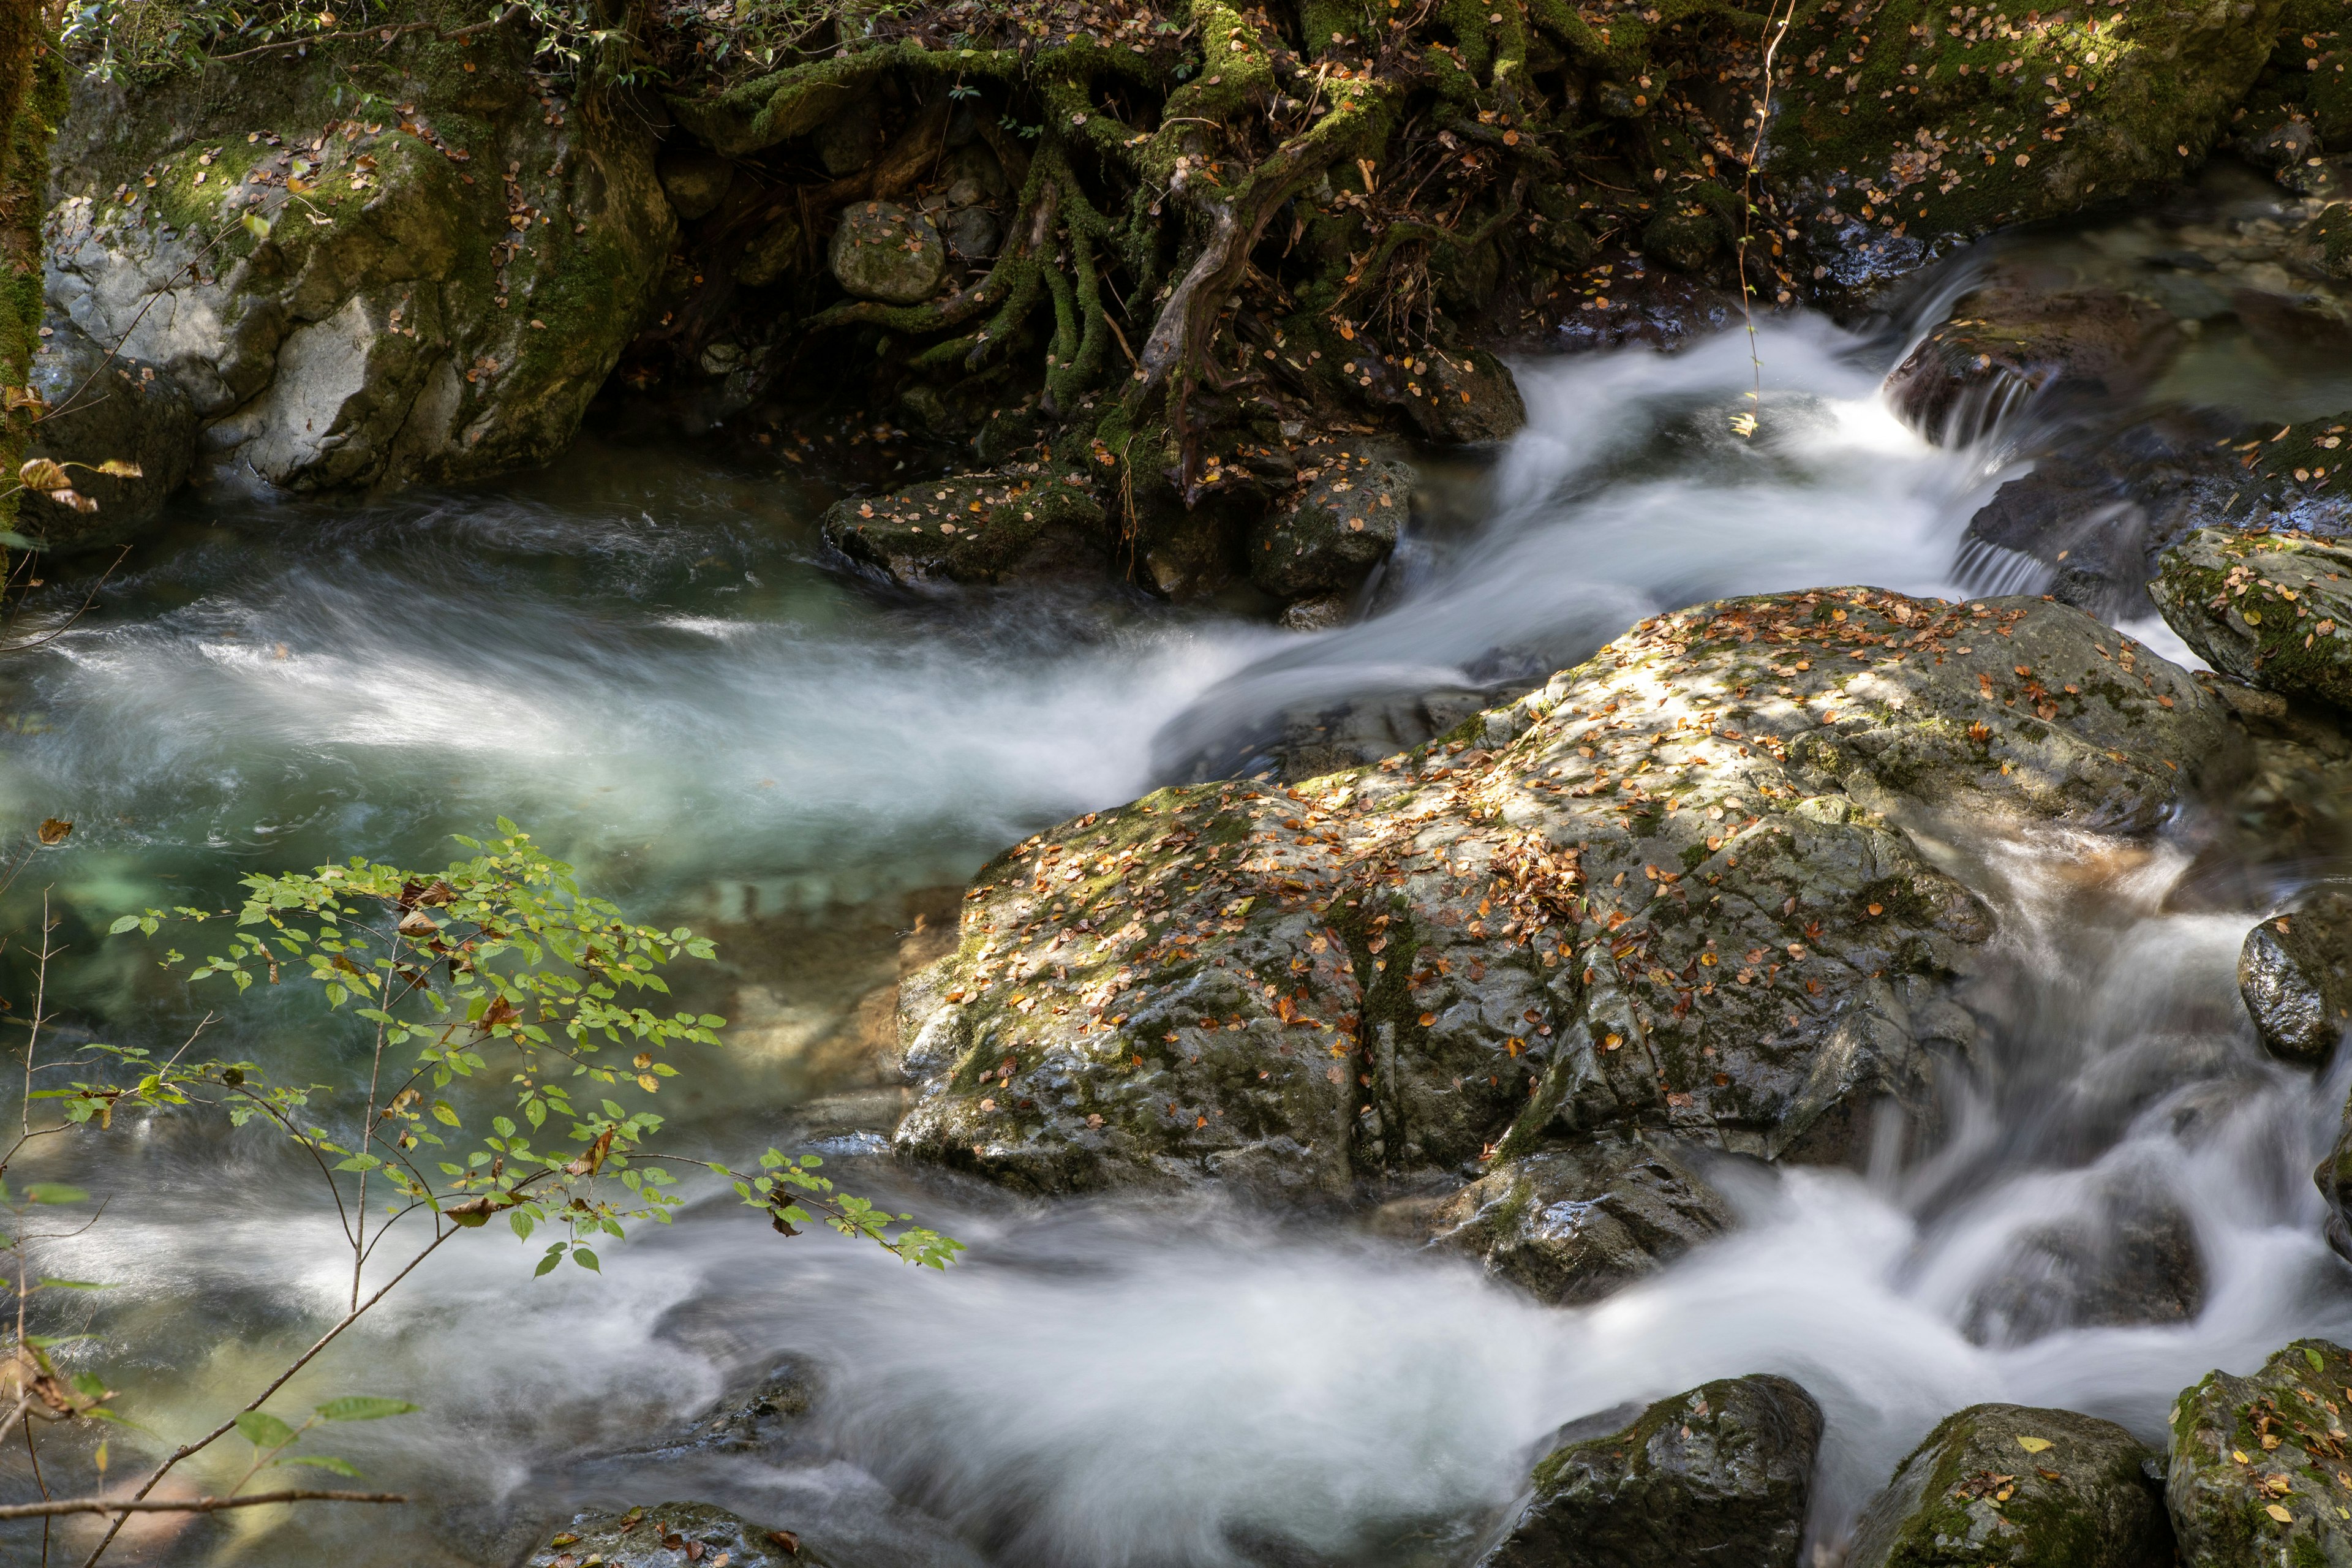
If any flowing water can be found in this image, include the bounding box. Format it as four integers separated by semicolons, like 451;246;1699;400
6;167;2352;1566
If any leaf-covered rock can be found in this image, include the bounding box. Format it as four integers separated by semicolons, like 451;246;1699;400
1479;1375;1822;1568
2240;891;2352;1066
2168;1338;2352;1567
526;1502;828;1568
1248;445;1411;599
820;467;1107;587
828;199;947;304
2152;528;2352;708
892;589;2242;1199
1846;1403;2173;1568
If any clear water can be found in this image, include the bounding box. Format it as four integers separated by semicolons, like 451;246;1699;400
6;170;2352;1566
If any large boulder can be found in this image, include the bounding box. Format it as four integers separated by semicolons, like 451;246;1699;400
2152;528;2352;708
42;6;673;515
819;467;1106;588
24;316;196;533
1479;1375;1822;1568
891;589;2243;1200
1768;0;2285;306
2168;1338;2352;1566
2240;890;2352;1066
1885;275;2181;447
1846;1403;2173;1568
1248;445;1411;600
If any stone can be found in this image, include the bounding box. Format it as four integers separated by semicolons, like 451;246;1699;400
1248;447;1410;599
526;1502;822;1568
23;314;196;537
1278;594;1352;632
1768;0;2285;307
943;203;1001;264
1479;1376;1822;1568
1885;276;2182;447
1846;1403;2173;1568
657;146;733;220
1958;1188;2206;1347
2151;528;2352;710
820;469;1106;587
2240;891;2352;1066
813;92;882;176
2168;1338;2352;1567
44;6;673;500
892;590;2240;1198
737;216;804;288
828;201;946;305
2244;117;2324;173
1425;1129;1735;1305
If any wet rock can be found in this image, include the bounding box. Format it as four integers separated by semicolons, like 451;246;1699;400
1847;1403;2173;1568
1426;1129;1735;1305
1249;448;1411;600
1406;345;1524;444
820;469;1106;588
1886;277;2182;447
658;146;734;220
829;201;945;305
1278;594;1352;632
527;1502;824;1567
23;314;196;537
2168;1338;2352;1566
680;1357;820;1453
893;590;2239;1197
1768;0;2283;308
1480;1376;1821;1568
2244;117;2324;173
1958;1188;2207;1346
45;11;673;499
2151;528;2352;709
2240;890;2352;1066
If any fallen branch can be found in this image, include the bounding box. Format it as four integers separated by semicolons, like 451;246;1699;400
1;1488;405;1520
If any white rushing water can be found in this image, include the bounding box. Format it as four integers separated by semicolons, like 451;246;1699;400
5;282;2346;1566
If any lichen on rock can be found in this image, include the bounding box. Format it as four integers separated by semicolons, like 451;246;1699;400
2152;527;2352;708
2168;1338;2352;1567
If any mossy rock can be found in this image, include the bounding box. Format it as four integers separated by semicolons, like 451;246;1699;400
1423;1128;1733;1305
2241;890;2352;1066
2168;1339;2352;1566
1480;1376;1822;1568
828;200;946;304
820;466;1106;587
1249;445;1410;598
526;1502;832;1568
1885;275;2181;445
892;589;2239;1197
1768;0;2285;306
1847;1403;2173;1568
2152;528;2352;709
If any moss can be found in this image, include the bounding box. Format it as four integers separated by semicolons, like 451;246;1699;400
0;12;59;529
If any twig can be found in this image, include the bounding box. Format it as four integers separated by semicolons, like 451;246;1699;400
1732;0;1798;439
202;4;524;65
4;1489;405;1520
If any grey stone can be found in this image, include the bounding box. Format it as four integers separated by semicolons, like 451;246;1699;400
1248;448;1409;599
23;313;196;537
2239;890;2352;1066
829;202;946;305
1847;1403;2172;1568
657;146;733;220
526;1502;829;1568
2152;529;2352;711
2168;1339;2352;1567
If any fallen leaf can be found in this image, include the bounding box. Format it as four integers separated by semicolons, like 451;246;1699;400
36;819;69;846
2016;1436;2052;1454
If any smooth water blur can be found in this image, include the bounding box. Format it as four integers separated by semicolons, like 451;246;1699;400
9;178;2352;1566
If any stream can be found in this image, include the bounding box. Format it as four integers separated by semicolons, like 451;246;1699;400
5;165;2352;1567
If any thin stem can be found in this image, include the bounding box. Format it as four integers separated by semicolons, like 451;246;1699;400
6;1489;405;1521
1733;0;1798;438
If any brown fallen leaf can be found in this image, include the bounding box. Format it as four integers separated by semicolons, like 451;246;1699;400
36;818;70;846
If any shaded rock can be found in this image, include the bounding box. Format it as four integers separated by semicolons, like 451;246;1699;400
527;1502;827;1568
813;91;882;176
23;314;196;537
1958;1188;2207;1347
820;469;1106;587
1427;1129;1735;1305
1768;0;2284;307
1847;1403;2172;1568
1480;1376;1821;1568
2168;1338;2352;1566
1406;345;1524;444
680;1357;820;1453
657;146;734;220
1249;448;1410;599
829;201;944;304
1278;594;1352;632
1886;277;2182;447
2240;889;2352;1065
2151;528;2352;709
45;7;673;499
2244;117;2325;173
943;203;1001;264
893;590;2237;1197
737;216;804;288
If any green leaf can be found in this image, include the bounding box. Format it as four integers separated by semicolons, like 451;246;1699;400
276;1453;361;1477
35;1278;113;1292
234;1410;296;1450
108;914;143;935
533;1251;562;1277
508;1209;535;1242
22;1184;88;1205
571;1247;600;1273
314;1396;417;1422
2309;1347;2328;1373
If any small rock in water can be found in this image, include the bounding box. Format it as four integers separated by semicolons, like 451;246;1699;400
2168;1339;2352;1568
527;1501;823;1567
1479;1374;1820;1568
2153;530;2352;711
1248;447;1411;600
1845;1403;2172;1568
2239;889;2352;1066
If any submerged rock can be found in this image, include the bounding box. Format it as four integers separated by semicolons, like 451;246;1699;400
1248;447;1411;600
1959;1187;2207;1346
1425;1129;1735;1305
527;1502;824;1568
44;6;673;507
1847;1403;2172;1568
893;589;2239;1199
2168;1338;2352;1566
2152;529;2352;708
2240;891;2352;1066
829;200;946;304
1887;277;2181;447
1480;1375;1821;1568
820;469;1106;587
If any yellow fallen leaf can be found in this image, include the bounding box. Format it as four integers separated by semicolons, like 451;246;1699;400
2016;1436;2052;1454
2268;1504;2294;1523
